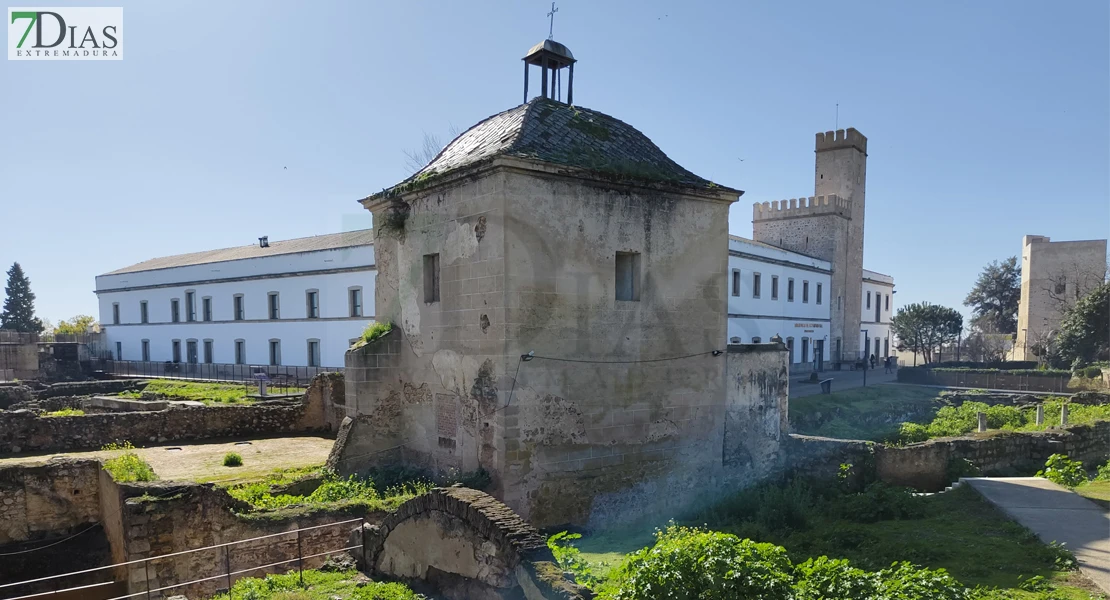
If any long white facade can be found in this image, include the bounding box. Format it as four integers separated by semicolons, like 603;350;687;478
727;236;895;368
96;232;376;369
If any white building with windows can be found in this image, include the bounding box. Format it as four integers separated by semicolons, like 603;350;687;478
726;236;895;368
95;231;375;369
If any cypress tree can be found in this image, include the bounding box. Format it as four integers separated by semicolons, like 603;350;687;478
0;262;45;334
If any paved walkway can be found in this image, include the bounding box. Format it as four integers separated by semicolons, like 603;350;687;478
965;477;1110;594
789;367;898;398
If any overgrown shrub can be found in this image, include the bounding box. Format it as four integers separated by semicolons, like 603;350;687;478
548;531;599;588
834;483;924;523
601;526;971;600
1082;366;1103;379
1036;454;1087;488
1094;460;1110;482
101;442;157;482
604;525;795;600
223;452;243;467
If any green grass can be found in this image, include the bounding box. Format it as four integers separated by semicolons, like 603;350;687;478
42;408;85;417
350;321;392;349
101;442;157;482
897;399;1110;443
209;568;421;599
1075;480;1110;507
576;484;1100;598
117;379;251;404
226;470;430;513
790;384;945;440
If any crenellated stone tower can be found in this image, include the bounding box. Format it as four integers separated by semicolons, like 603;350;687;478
752;128;867;365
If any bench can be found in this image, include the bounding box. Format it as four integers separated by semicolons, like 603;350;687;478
820;378;834;394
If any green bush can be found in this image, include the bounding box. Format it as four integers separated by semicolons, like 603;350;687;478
835;483;924;523
1036;454;1087;488
1094;461;1110;482
101;442;157;482
604;525;795;600
931;368;1070;377
792;557;881;600
227;471;430;512
223;452;243;467
897;422;929;444
601;526;972;600
1083;366;1103;379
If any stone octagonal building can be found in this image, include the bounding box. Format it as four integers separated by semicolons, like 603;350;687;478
332;48;791;527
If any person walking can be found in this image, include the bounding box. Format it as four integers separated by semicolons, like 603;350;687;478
869;353;876;370
884;355;892;374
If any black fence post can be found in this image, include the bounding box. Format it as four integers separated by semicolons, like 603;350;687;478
225;545;232;591
297;529;304;587
144;559;151;600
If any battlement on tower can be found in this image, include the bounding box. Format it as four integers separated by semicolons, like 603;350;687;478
752;194;852;222
816;128;867;154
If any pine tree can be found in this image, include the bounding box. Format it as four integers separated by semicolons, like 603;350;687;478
0;262;45;334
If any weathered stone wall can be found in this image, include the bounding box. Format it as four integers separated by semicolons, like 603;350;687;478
788;420;1110;492
0;458;101;545
349;161;755;528
0;383;33;408
34;379;146;399
357;487;591;600
0;399;328;454
112;482;361;599
0;330;39;380
897;367;1071;393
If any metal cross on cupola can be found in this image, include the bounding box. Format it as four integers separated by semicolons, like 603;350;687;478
547;2;559;39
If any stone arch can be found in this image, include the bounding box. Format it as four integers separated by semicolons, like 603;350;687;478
355;487;591;599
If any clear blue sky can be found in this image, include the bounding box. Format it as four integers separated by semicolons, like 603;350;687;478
2;0;1107;327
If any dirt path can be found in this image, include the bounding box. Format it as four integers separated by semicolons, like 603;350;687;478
0;436;335;485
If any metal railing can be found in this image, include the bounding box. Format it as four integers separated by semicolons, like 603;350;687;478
0;518;365;600
95;359;342;386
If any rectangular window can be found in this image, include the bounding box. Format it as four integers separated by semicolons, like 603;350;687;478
112;303;120;325
172;340;181;363
349;288;363;317
876;300;881;323
771;276;779;300
185;291;196;322
423;254;441;303
885;294;890;311
867;291;871;309
786;338;795;363
306;290;320;319
203;340;213;364
268;292;280;320
115;341;122;360
787;278;795;302
141;340;150;362
752;273;761;299
234;295;245;321
186;340;198;364
140;301;148;324
802;281;809;303
816;283;823;305
731;270;741;297
615;252;641;301
171;299;180;323
234;340;245;365
269;339;281;366
202;297;212;322
307;340;320;367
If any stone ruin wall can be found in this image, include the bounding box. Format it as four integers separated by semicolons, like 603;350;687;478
0;331;39;381
0;373;344;454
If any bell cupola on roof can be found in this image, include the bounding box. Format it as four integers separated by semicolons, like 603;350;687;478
523;3;575;104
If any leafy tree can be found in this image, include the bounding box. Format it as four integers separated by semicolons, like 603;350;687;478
1053;282;1110;367
892;303;964;364
54;315;99;335
0;262;44;334
964;257;1020;334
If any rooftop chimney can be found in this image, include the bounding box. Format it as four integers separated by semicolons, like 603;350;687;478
258;236;269;248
